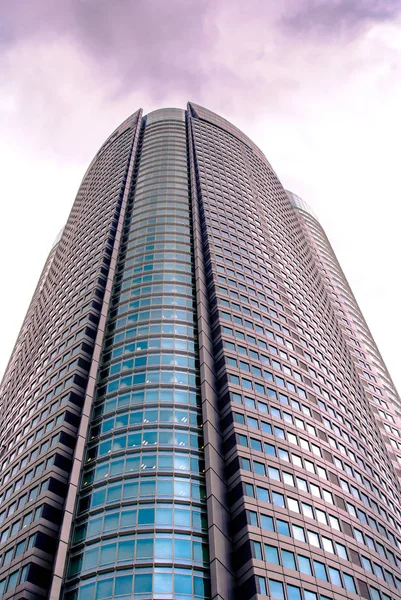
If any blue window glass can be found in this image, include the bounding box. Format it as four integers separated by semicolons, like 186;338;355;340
256;487;269;502
248;511;258;526
134;573;152;593
175;573;192;594
282;550;296;570
253;541;262;560
343;574;356;593
313;560;327;580
155;538;172;558
328;567;342;587
287;585;302;600
154;573;172;593
136;538;153;559
269;580;285;600
250;438;262;451
241;458;251;471
254;461;266;475
97;578;113;599
264;441;275;454
245;483;254;497
298;555;312;575
115;575;133;596
268;466;280;480
117;539;134;561
265;545;279;564
261;515;274;531
257;577;267;595
272;492;285;507
277;519;290;536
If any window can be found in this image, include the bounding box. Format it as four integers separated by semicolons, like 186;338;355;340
293;525;305;542
277;519;290;536
307;530;320;548
272;492;285;507
253;541;262;560
329;567;342;587
298;555;312;575
313;560;327;581
265;544;279;564
343;574;356;593
336;542;347;560
287;585;302;600
261;515;274;531
282;549;296;570
256;487;269;502
269;580;285;600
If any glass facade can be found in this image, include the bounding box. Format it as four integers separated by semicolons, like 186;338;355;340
0;103;400;600
64;109;210;600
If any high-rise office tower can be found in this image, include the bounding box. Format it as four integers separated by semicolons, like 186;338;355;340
0;104;400;600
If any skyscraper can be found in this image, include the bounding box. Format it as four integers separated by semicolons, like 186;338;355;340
0;103;400;600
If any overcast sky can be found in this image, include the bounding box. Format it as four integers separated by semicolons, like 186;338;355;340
1;0;400;393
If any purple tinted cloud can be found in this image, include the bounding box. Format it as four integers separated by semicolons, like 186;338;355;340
3;0;400;97
1;0;217;97
280;0;401;38
2;0;400;160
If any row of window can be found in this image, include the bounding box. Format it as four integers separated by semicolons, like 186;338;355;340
107;322;195;350
125;248;192;268
113;305;195;333
92;405;199;436
86;449;203;485
64;566;210;600
118;269;192;293
257;562;393;599
106;335;196;364
94;389;199;418
253;541;357;593
116;260;193;292
225;347;301;381
114;294;194;318
123;240;191;264
220;319;294;353
123;231;190;252
103;352;196;380
69;532;208;578
73;502;207;544
0;564;29;597
104;369;197;395
114;282;193;306
88;429;201;465
229;370;306;401
2;343;82;458
215;265;281;305
127;220;190;240
78;476;206;515
214;253;277;291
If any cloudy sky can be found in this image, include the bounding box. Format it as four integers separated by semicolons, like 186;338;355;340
1;0;400;392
